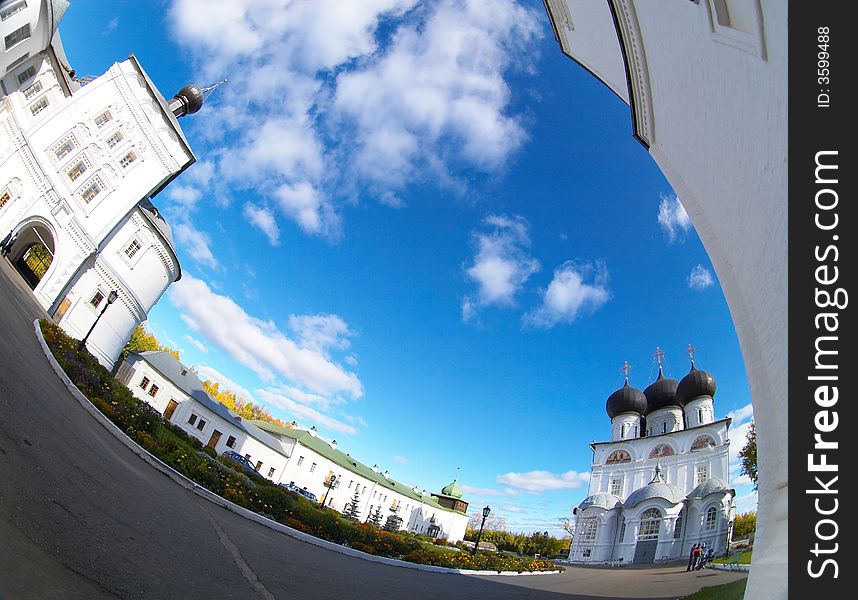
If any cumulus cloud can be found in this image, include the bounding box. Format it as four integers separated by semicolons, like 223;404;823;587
462;214;540;320
256;389;358;435
243;203;280;246
727;403;754;424
688;264;714;290
496;470;589;493
289;314;354;356
657;195;692;242
183;335;209;354
734;490;758;513
523;261;610;328
168;0;541;237
169;275;362;398
173;221;218;270
461;485;519;497
195;365;256;402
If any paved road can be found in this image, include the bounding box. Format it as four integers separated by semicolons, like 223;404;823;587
0;260;746;600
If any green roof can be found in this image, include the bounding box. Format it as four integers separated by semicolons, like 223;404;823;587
251;421;466;515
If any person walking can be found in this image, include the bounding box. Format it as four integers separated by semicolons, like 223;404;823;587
687;544;699;571
695;543;707;570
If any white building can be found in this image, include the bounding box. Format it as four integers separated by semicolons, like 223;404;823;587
118;351;291;481
542;2;785;595
1;1;204;367
118;350;471;542
570;357;734;564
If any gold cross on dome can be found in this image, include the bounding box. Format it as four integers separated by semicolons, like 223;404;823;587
687;344;696;366
653;346;665;367
621;361;632;382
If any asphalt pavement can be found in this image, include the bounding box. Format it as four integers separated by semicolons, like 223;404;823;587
0;259;746;599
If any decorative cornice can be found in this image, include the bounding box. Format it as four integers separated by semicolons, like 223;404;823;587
609;0;655;147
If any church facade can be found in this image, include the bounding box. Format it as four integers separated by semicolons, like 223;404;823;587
570;355;734;564
1;1;202;367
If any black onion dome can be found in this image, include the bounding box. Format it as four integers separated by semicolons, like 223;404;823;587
676;366;717;405
643;369;680;415
173;84;205;116
606;381;647;419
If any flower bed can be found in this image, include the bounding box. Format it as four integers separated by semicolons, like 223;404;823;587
39;321;561;573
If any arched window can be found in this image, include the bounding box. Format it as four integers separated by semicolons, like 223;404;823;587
580;517;599;541
691;435;716;452
618;516;627;543
705;506;718;530
649;444;675;459
674;508;685;539
639;508;661;540
606;450;631;464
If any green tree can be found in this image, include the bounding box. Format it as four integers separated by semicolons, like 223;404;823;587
732;512;756;539
738;420;758;490
121;323;180;361
367;505;383;527
383;514;403;532
342;488;362;521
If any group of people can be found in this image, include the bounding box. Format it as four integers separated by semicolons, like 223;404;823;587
686;542;714;571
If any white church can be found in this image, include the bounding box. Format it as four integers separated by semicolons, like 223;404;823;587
569;350;734;564
1;0;205;367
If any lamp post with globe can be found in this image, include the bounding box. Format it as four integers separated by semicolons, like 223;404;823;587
472;505;491;555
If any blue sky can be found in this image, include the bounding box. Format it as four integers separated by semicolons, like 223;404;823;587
59;0;757;535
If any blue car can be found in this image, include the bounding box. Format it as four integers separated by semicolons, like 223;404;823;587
222;450;260;476
280;481;318;502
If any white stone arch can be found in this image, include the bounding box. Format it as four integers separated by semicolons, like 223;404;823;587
6;215;59;293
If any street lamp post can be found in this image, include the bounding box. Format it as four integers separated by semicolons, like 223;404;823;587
78;290;118;352
472;505;491;555
321;474;338;508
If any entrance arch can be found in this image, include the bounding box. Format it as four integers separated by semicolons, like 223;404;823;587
5;220;56;290
633;508;662;563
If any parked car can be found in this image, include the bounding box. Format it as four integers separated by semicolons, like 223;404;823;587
222;450;260;476
280;481;319;502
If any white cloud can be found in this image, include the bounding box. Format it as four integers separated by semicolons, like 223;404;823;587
496;470;590;493
460;485;519;497
728;419;753;466
657;195;692;242
256;389;358;436
688;264;714;290
734;490;758;513
463;214;540;316
392;455;409;465
727;403;754;424
169;275;363;398
523;261;610;329
169;0;541;237
173;221;218;269
166;184;202;210
334;0;541;187
289;314;354;357
194;365;256;402
274;181;339;238
243;203;280;246
183;335;209;354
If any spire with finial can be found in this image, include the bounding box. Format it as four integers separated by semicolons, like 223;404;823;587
621;360;632;384
653;346;666;378
687;344;696;369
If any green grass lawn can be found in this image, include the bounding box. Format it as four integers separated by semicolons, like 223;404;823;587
712;550;752;565
682;578;747;600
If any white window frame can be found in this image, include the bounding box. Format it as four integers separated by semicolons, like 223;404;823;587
89;288;105;310
29;95;49;117
17;65;36;86
105;128;125;149
119;149;138;169
123;237;143;263
79;176;104;204
610;478;622;497
638;508;662;540
1;1;27;22
706;0;766;57
696;465;709;485
4;23;30;50
94;109;113;129
704;506;718;531
51;134;79;164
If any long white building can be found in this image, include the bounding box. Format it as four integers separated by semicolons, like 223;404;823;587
1;1;204;367
570;356;734;564
118;350;470;542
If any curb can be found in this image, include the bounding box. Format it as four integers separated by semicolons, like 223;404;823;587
709;563;751;573
34;320;561;579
